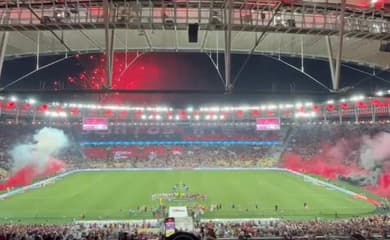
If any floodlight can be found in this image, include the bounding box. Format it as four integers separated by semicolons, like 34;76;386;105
27;98;36;105
376;90;385;96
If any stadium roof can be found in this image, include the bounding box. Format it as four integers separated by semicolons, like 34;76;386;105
0;0;389;92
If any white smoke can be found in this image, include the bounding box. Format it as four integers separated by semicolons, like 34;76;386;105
9;127;69;172
360;132;390;170
327;138;349;161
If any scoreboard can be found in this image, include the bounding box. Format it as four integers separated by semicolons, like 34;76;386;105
82;118;108;131
256;117;281;131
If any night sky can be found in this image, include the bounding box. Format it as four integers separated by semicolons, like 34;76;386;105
1;52;389;106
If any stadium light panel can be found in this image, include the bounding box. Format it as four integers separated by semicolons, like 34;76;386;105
27;98;36;105
10;96;17;102
186;107;194;112
350;95;365;102
295;102;303;108
304;102;313;107
326;100;334;104
376;90;385;96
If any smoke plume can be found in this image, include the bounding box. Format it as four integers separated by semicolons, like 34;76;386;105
9;127;69;172
360;132;390;170
0;127;69;191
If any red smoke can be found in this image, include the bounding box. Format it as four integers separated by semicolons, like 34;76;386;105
282;152;363;180
282;151;390;197
366;173;390;197
0;158;65;191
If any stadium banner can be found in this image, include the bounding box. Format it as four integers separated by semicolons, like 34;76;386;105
0;167;360;200
74;219;160;226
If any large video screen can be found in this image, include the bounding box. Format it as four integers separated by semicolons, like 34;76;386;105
256;117;281;131
82;118;109;131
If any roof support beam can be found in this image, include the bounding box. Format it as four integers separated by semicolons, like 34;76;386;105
232;2;281;87
36;31;40;70
325;35;337;89
224;0;233;93
333;0;346;91
0;32;9;83
104;0;114;89
27;6;72;52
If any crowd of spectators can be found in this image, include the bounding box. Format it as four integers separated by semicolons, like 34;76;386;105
200;215;390;239
1;121;390;174
1;215;390;240
83;145;281;169
284;124;390;166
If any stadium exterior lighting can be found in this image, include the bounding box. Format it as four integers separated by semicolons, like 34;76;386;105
219;115;225;120
141;115;146;120
340;98;346;103
175;115;180;120
194;115;200;120
186;106;194;112
326;100;335;104
10;96;17;102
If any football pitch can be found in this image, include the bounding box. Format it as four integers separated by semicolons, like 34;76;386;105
0;170;376;223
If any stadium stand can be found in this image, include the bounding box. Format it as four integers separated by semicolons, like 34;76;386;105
0;216;390;240
1;120;390;196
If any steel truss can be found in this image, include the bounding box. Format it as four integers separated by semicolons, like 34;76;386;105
0;0;389;93
0;0;388;41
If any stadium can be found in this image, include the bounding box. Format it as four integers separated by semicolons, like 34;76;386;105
0;0;390;239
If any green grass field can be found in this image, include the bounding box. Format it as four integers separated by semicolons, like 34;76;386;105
0;170;377;223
